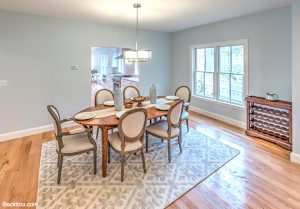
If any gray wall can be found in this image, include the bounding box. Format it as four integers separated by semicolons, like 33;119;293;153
171;7;292;124
292;0;300;154
0;11;171;134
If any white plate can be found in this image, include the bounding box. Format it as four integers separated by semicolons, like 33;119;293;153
104;100;114;106
74;112;96;120
155;104;171;111
165;95;180;100
115;111;126;119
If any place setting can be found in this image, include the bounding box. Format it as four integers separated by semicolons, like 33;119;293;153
74;111;97;121
165;95;180;101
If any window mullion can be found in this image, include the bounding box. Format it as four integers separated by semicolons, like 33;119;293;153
229;46;232;102
214;46;219;100
194;70;197;95
203;49;206;96
194;49;197;95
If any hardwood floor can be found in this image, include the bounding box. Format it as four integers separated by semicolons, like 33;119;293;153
168;113;300;209
1;113;300;208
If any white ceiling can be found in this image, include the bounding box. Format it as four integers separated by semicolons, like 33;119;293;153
0;0;292;32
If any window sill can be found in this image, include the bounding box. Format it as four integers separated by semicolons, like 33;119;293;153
192;95;246;111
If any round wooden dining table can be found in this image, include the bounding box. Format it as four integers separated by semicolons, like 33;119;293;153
74;97;174;177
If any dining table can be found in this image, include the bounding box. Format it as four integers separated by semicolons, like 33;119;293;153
74;96;176;177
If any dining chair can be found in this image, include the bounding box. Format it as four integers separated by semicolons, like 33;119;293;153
94;89;114;138
123;86;140;100
95;88;114;105
175;86;191;132
108;108;147;182
47;105;97;184
146;100;184;163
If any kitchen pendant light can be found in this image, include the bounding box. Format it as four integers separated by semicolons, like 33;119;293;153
123;3;152;62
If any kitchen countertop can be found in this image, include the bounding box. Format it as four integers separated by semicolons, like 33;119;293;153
106;73;122;77
122;77;139;83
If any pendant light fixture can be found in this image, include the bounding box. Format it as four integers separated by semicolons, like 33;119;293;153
123;3;152;62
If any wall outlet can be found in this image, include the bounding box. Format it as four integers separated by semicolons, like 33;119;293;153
0;80;8;87
71;65;79;70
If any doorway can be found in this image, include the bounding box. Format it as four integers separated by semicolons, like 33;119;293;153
90;46;139;105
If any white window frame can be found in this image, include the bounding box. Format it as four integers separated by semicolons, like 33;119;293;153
190;39;249;109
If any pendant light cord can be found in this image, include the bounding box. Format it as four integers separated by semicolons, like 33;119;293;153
134;4;140;50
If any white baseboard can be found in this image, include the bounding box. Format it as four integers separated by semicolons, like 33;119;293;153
189;106;246;129
0;121;76;142
290;152;300;164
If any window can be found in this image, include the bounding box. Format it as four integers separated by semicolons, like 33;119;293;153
191;40;248;107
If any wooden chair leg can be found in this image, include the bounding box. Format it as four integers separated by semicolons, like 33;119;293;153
108;144;111;163
180;125;183;142
96;127;99;139
57;155;59;167
186;119;189;132
93;149;97;174
121;155;125;182
57;155;63;184
167;140;171;163
178;136;182;153
141;149;146;173
146;132;149;153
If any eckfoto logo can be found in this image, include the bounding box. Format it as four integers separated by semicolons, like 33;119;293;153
2;202;37;207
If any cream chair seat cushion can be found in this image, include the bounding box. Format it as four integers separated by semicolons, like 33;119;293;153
68;126;86;134
146;120;180;138
57;133;94;154
109;132;143;152
181;110;189;120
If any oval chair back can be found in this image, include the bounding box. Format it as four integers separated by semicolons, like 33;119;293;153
175;86;191;103
94;89;114;138
123;86;140;100
47;105;64;150
95;89;114;105
175;86;191;132
167;100;184;132
118;108;148;152
47;105;62;136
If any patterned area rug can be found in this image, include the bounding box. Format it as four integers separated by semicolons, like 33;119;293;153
37;126;239;209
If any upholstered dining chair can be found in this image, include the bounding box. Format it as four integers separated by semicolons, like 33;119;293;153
108;108;147;182
95;88;114;105
47;105;97;184
94;89;114;138
175;86;191;132
123;86;140;100
146;100;184;163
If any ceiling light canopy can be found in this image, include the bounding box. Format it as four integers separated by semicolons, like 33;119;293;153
123;3;152;62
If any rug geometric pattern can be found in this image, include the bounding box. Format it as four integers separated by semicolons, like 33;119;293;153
37;125;239;209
